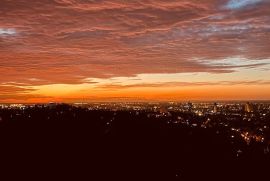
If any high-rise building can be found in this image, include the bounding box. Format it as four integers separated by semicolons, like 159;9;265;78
244;102;254;113
213;103;218;113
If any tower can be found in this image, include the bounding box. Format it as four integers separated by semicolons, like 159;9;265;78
213;102;218;113
244;102;254;113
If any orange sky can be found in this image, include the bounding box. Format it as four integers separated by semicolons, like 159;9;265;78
0;0;270;103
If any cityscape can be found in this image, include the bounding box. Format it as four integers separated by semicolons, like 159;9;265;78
0;101;269;179
1;0;270;180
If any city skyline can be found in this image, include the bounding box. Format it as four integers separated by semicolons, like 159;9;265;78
1;0;270;103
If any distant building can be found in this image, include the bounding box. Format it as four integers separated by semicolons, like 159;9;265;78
187;102;193;112
213;103;218;113
244;102;254;113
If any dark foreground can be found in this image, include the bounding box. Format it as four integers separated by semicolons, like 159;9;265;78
0;105;269;180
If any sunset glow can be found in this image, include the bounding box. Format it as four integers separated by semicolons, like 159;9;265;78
1;0;270;102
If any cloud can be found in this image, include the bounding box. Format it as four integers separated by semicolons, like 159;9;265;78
224;0;263;10
0;85;34;95
0;85;54;102
0;28;16;36
0;0;270;101
97;80;270;90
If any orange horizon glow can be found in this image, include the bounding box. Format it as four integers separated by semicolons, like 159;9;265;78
1;84;270;103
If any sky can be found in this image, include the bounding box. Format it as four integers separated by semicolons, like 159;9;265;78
0;0;270;103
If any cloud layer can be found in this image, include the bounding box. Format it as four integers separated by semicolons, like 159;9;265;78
0;0;270;101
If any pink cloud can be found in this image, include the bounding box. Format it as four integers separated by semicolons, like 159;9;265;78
0;0;270;100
